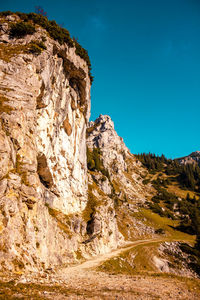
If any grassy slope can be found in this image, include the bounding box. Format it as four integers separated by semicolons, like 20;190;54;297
134;208;195;242
98;207;195;273
98;169;197;279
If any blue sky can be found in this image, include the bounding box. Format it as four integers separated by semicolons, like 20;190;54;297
1;0;200;158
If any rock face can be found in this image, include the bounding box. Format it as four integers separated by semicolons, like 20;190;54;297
0;14;92;271
157;242;198;278
176;151;200;165
87;115;129;175
87;115;151;204
87;115;154;240
0;13;153;273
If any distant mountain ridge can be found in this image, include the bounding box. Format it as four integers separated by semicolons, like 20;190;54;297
176;151;200;165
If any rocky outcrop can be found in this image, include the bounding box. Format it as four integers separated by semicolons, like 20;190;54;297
87;115;154;240
176;151;200;165
0;14;91;271
87;115;152;204
157;242;199;278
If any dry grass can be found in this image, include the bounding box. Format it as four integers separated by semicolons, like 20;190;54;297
0;95;14;114
46;205;73;238
134;208;195;242
82;183;103;222
0;280;88;299
167;183;198;199
0;43;28;62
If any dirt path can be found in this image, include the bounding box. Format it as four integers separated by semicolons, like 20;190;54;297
57;238;164;275
51;237;200;299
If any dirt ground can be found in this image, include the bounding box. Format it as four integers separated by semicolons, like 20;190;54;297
0;238;199;299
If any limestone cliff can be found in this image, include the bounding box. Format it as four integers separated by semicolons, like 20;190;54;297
0;13;93;272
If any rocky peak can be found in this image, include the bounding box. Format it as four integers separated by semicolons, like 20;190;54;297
190;151;200;156
87;114;151;203
88;114;125;146
176;150;200;165
86;115;153;241
89;114;114;130
87;115;129;173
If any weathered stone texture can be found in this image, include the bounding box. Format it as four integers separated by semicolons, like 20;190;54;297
0;15;91;271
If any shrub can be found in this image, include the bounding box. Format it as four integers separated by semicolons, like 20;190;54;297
142;179;150;185
101;176;107;182
82;188;99;222
41;36;47;42
87;147;101;172
9;21;35;38
148;202;163;215
34;40;46;50
74;40;93;83
28;40;46;55
151;196;160;203
101;168;110;179
179;243;200;276
25;13;93;82
93;148;101;171
87;147;110;179
28;43;42;55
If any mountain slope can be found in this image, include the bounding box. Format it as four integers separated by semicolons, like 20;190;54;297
86;117;200;278
86;115;156;240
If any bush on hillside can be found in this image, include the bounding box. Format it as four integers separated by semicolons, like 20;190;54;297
87;147;110;180
9;21;36;38
27;40;46;55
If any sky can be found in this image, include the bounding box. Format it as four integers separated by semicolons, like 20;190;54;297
0;0;200;158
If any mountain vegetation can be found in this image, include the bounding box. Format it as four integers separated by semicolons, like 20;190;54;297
136;153;200;192
136;152;200;255
87;147;110;178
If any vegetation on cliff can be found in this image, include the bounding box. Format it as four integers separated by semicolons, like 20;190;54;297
87;147;110;178
0;11;93;82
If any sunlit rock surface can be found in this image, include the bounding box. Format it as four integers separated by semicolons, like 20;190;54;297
0;14;91;271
